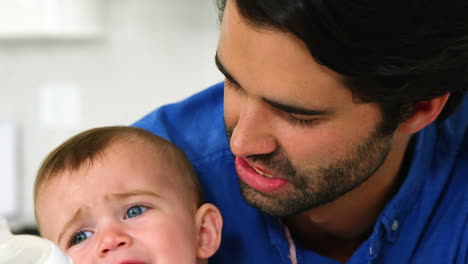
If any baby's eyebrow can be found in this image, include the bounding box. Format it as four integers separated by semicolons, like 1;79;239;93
58;207;85;246
56;190;160;245
108;190;161;200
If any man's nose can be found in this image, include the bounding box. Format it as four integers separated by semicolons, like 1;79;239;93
229;98;278;157
96;225;132;257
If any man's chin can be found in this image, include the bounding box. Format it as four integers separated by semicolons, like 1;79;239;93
237;179;345;216
238;181;308;217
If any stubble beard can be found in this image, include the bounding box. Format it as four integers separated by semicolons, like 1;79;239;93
227;126;394;217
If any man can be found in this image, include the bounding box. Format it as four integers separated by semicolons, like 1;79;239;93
134;0;468;263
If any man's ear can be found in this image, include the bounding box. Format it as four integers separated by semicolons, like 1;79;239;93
195;203;223;260
397;93;449;134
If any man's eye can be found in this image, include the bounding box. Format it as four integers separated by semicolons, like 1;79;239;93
70;231;94;246
287;114;319;128
125;205;148;219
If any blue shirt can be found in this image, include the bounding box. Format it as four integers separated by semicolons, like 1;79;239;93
133;82;468;264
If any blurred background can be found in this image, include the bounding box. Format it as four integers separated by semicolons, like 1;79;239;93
0;0;223;233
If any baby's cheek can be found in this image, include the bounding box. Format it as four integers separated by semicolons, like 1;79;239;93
68;251;87;264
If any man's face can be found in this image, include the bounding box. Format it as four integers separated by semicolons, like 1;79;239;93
36;141;201;264
218;0;395;216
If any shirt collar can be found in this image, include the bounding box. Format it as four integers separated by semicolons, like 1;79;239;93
377;121;443;243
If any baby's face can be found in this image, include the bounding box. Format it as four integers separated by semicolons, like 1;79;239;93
36;141;202;264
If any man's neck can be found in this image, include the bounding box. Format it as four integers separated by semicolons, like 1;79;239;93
283;134;413;263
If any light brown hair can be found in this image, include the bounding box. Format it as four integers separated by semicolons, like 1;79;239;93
34;126;204;225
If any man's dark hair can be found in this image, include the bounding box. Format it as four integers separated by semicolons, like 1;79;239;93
217;0;468;133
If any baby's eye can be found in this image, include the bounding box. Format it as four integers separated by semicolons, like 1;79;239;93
125;205;148;219
70;231;94;246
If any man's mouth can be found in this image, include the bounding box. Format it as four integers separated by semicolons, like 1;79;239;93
252;166;274;178
235;157;288;193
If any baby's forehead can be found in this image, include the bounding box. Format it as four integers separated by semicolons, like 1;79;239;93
37;152;189;203
38;137;197;201
47;142;188;188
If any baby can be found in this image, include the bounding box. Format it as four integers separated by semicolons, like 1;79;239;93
34;126;223;264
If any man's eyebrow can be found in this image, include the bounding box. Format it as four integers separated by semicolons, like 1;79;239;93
58;207;84;246
215;52;330;116
264;99;331;116
215;52;241;87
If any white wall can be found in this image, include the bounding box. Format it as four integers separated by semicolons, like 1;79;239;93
0;0;223;228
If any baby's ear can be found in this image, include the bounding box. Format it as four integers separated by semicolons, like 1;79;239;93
195;203;223;260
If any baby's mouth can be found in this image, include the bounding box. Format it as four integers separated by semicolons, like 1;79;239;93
119;260;147;264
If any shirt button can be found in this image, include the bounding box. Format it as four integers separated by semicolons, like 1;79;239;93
369;246;374;255
391;220;399;231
